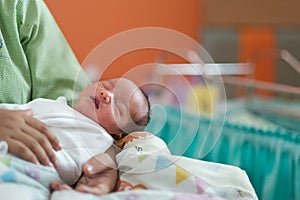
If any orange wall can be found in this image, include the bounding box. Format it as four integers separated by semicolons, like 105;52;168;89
44;0;201;78
239;27;276;82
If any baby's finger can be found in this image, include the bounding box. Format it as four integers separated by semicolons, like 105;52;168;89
75;184;110;196
59;184;73;190
50;181;61;191
50;181;72;191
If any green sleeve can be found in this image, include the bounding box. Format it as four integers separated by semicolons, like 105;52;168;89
0;0;90;106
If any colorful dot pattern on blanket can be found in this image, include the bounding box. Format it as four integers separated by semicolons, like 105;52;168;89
0;158;10;166
0;170;16;182
0;158;16;182
25;167;41;181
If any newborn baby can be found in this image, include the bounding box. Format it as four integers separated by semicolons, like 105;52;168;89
0;78;150;185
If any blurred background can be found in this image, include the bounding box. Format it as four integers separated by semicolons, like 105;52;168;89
44;0;300;86
43;2;300;200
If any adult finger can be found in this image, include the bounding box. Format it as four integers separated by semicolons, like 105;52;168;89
77;166;118;195
21;125;58;167
10;129;52;166
76;167;118;195
23;114;62;151
6;138;39;164
82;153;116;176
19;108;33;116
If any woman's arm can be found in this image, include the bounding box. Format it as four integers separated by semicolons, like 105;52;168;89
0;0;88;166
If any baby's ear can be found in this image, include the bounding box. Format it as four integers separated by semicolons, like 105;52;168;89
112;132;123;140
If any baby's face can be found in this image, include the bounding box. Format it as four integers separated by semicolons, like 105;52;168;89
75;78;147;137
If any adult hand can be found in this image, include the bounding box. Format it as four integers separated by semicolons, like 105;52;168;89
51;147;118;196
75;151;118;195
0;108;61;167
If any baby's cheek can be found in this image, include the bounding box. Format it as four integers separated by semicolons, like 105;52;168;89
95;111;103;123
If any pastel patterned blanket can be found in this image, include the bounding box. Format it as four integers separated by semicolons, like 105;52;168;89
0;133;257;199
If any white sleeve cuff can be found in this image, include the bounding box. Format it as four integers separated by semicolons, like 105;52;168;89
0;141;8;154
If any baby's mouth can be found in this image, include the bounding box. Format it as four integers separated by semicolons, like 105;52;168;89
90;96;99;109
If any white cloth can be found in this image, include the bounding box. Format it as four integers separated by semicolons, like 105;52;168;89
115;132;258;199
0;97;113;185
0;141;8;154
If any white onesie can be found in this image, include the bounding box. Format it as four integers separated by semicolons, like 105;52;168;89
0;97;113;185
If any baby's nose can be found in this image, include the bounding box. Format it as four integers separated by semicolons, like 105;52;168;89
99;91;112;104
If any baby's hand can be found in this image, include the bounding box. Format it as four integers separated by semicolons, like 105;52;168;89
50;181;73;191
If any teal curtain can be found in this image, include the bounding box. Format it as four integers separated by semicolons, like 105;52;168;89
146;105;300;200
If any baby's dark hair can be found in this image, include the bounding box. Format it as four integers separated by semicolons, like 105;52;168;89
118;87;151;138
135;88;151;127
